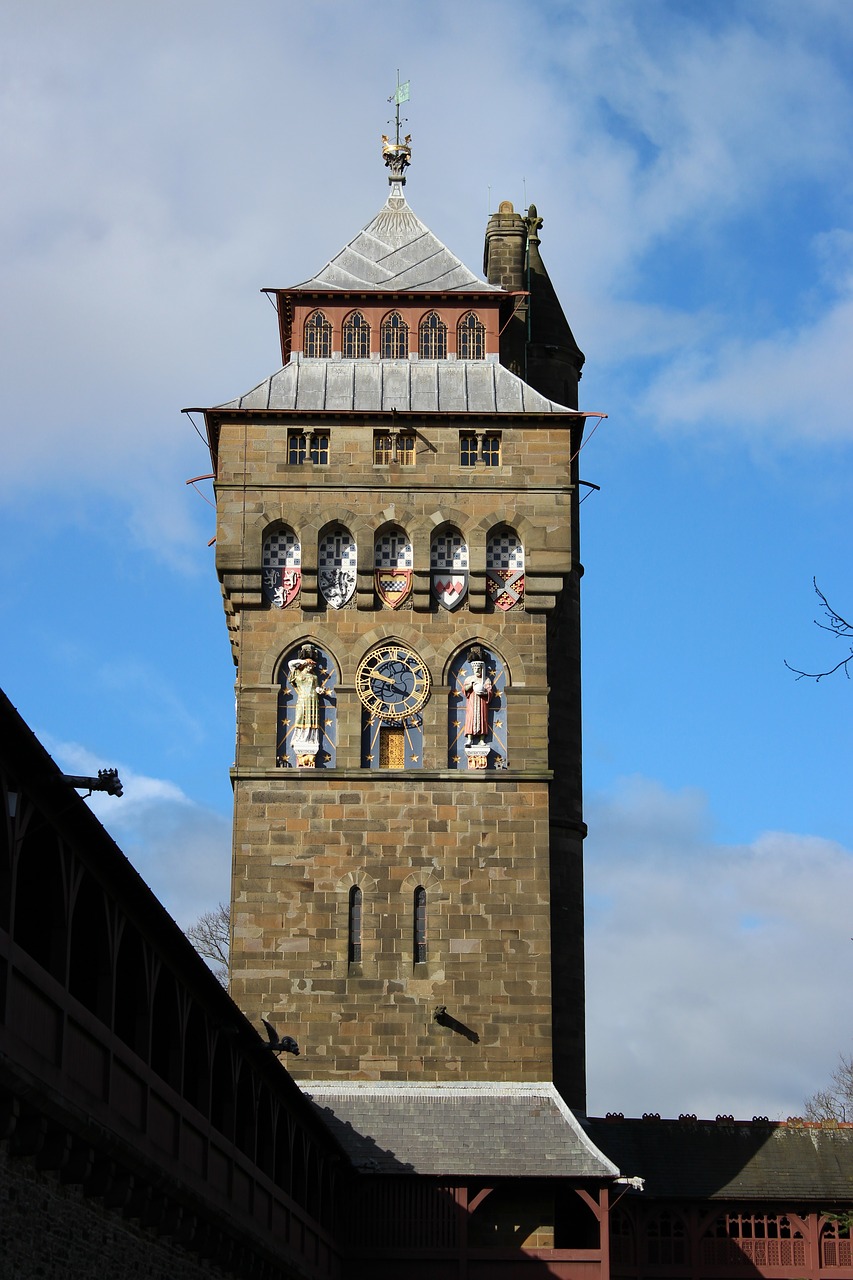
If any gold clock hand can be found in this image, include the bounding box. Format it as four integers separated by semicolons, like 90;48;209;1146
370;672;401;685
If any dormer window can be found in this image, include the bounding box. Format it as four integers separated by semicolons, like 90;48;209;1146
342;311;370;359
457;312;485;360
381;312;409;360
304;311;332;359
419;311;447;360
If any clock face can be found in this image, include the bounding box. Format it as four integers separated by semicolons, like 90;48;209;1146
356;645;431;721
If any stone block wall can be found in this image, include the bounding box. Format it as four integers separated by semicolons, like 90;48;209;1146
215;407;585;1092
230;775;553;1082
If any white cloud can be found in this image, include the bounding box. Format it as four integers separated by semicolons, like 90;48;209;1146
644;290;853;443
585;775;853;1119
44;736;231;929
2;0;853;528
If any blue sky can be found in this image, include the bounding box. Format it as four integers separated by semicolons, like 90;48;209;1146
2;0;852;1119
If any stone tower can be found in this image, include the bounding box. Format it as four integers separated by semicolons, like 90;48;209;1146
196;141;591;1109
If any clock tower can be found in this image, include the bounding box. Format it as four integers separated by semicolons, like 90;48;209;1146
196;138;591;1109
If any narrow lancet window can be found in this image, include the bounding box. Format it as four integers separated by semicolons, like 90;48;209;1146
413;886;427;963
348;886;362;964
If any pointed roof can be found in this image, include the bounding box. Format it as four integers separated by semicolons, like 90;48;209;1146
289;188;503;294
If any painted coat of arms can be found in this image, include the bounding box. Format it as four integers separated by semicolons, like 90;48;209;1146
319;567;356;609
485;530;524;611
486;568;524;611
374;530;414;610
431;532;469;611
318;528;357;609
262;530;302;609
431;571;468;610
263;567;301;609
375;569;412;609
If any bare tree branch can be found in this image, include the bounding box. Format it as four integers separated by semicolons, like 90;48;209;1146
185;901;230;986
803;1053;853;1122
785;579;853;681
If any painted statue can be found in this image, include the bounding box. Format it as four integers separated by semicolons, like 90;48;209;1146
288;645;324;766
463;655;492;747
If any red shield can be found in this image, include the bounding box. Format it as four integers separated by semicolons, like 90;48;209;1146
375;569;412;609
486;568;524;611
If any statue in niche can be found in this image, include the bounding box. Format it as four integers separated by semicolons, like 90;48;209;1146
287;644;325;767
463;645;492;768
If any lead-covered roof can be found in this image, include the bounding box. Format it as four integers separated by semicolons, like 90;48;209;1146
287;191;503;294
302;1081;620;1178
213;358;579;415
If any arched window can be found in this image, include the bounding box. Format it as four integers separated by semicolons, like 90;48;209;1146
413;887;427;963
304;311;332;358
380;311;409;360
348;886;362;965
318;526;357;609
374;527;413;609
262;528;301;608
430;528;468;610
419;311;447;359
342;311;370;359
486;527;525;610
457;312;485;360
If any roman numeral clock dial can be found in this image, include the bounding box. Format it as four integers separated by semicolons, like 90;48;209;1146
355;646;431;721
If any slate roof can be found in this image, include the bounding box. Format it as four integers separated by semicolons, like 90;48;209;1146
214;358;580;415
288;191;503;294
302;1081;620;1179
584;1116;853;1201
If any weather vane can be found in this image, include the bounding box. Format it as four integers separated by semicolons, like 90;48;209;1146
386;70;410;145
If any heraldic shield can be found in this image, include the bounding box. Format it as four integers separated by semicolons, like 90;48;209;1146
262;529;302;609
374;528;414;610
432;572;468;610
431;530;469;611
318;527;357;609
319;567;356;609
485;528;524;611
263;567;301;609
375;569;412;609
486;568;524;611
